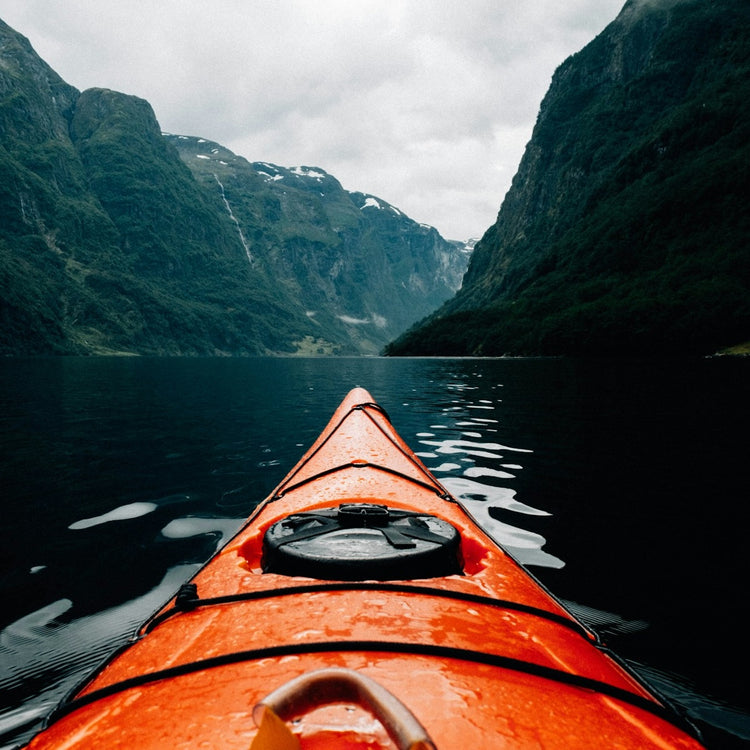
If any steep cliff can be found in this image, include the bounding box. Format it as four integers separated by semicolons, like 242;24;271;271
166;135;468;353
387;0;750;356
0;18;468;356
0;19;310;355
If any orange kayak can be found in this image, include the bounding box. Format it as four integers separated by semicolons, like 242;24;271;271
27;388;704;749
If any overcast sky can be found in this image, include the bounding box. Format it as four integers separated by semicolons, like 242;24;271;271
3;0;625;240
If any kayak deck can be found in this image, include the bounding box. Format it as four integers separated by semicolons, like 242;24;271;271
27;388;704;749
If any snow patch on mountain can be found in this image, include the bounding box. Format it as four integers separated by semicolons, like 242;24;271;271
258;171;284;182
291;166;327;180
337;313;388;328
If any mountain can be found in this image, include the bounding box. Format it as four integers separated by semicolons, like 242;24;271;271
163;135;469;354
0;18;468;357
386;0;750;357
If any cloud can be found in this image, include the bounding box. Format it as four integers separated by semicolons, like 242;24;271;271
2;0;625;239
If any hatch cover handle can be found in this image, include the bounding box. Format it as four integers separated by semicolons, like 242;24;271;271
251;667;437;750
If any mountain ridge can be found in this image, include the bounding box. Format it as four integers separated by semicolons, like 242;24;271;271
386;0;749;357
1;18;468;356
163;133;469;354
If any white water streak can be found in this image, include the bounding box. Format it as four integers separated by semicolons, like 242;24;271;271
214;174;254;265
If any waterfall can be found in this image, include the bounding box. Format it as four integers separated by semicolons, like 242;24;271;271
213;174;254;265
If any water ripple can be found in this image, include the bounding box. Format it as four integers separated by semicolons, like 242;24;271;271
419;392;562;569
0;566;197;746
438;477;564;569
68;502;158;530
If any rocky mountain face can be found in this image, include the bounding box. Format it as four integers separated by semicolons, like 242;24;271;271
0;18;468;356
165;135;469;354
387;0;750;356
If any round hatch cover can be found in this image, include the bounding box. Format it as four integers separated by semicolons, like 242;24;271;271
262;503;461;580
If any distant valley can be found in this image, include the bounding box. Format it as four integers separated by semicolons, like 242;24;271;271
164;133;472;355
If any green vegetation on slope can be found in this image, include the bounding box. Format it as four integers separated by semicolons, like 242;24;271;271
2;15;468;356
168;136;468;354
387;0;750;357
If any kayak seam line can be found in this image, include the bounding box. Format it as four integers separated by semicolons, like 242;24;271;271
272;401;450;501
271;401;389;498
45;640;692;734
272;461;453;501
354;401;392;422
358;405;454;495
142;582;592;640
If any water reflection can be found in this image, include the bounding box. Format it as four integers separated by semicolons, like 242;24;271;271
414;386;564;569
0;566;197;744
68;501;158;530
1;356;747;747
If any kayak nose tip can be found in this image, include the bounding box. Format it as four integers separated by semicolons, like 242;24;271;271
345;386;377;406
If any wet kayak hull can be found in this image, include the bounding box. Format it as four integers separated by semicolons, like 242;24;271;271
27;388;704;749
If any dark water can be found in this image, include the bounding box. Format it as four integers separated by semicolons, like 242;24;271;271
0;356;748;748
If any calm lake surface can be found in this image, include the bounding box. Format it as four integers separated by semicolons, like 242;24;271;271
1;356;748;748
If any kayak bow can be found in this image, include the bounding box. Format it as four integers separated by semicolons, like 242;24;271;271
27;388;704;749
